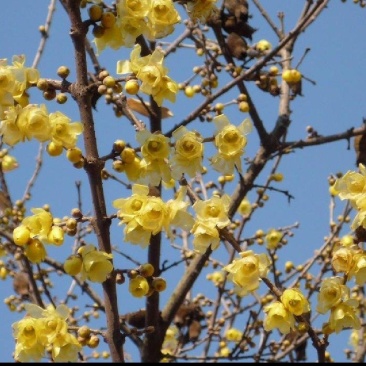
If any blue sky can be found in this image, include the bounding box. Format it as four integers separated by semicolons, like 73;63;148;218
1;0;366;362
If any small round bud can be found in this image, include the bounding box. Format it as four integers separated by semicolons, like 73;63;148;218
238;101;249;113
103;76;116;88
71;208;83;219
66;218;77;230
66;147;83;163
57;66;70;79
113;140;126;153
87;335;100;349
121;147;135;164
101;12;116;29
56;93;68;104
139;263;155;277
47;142;63;157
184;86;195;98
112;160;124;172
151;277;167;292
88;4;103;21
43;89;56;100
125;79;140;95
36;78;49;91
78;325;91;339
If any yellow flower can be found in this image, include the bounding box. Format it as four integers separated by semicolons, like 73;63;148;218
349;252;366;285
136;130;172;185
166;185;195;236
49;111;83;149
113;184;149;225
16;104;52;143
129;275;150;297
78;244;113;283
331;246;356;273
265;229;282;250
334;164;366;202
22;207;53;241
225;328;243;342
340;235;354;247
328;299;361;334
191;220;220;253
263;301;296;335
124;221;153;248
93;23;125;54
12;317;46;362
1;153;18;171
210;114;252;175
0;105;25;145
238;197;252;216
64;254;83;276
171;126;204;179
146;0;181;40
193;194;231;229
24;238;46;263
223;250;270;295
137;196;168;234
117;44;178;106
117;0;150;19
47;225;64;246
316;277;349;314
51;332;81;362
186;0;218;24
281;288;310;316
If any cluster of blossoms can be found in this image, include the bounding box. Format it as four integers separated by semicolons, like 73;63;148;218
64;244;114;283
0;55;83;151
0;104;83;150
12;208;64;263
263;288;310;335
94;0;181;53
316;276;360;334
114;114;252;185
12;303;81;362
93;0;218;54
113;184;232;253
264;228;283;250
223;250;270;297
117;44;178;107
0;55;39;118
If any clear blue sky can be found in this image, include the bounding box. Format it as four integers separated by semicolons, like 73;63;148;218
1;0;366;362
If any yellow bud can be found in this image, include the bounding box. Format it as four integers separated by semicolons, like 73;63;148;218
271;173;284;182
113;140;126;153
0;267;8;280
184;86;195;98
238;101;249;113
47;142;64;157
151;277;167;292
88;4;103;21
125;80;140;95
57;66;70;79
103;76;116;88
67;147;83;163
56;93;68;104
78;325;91;339
121;147;135;164
140;263;155;277
101;12;116;29
13;225;31;246
88;335;100;348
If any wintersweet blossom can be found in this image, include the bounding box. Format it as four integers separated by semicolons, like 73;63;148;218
328;299;361;334
1;153;18;171
316;277;350;314
223;250;270;295
348;252;366;285
136;129;171;185
281;288;310;316
117;44;178;106
146;0;181;40
77;244;113;283
49;111;83;149
170;126;204;179
210;114;252;175
265;229;282;250
331;246;357;274
191;220;220;253
334;164;366;202
263;301;296;335
238;196;252;216
192;194;231;229
21;208;53;241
